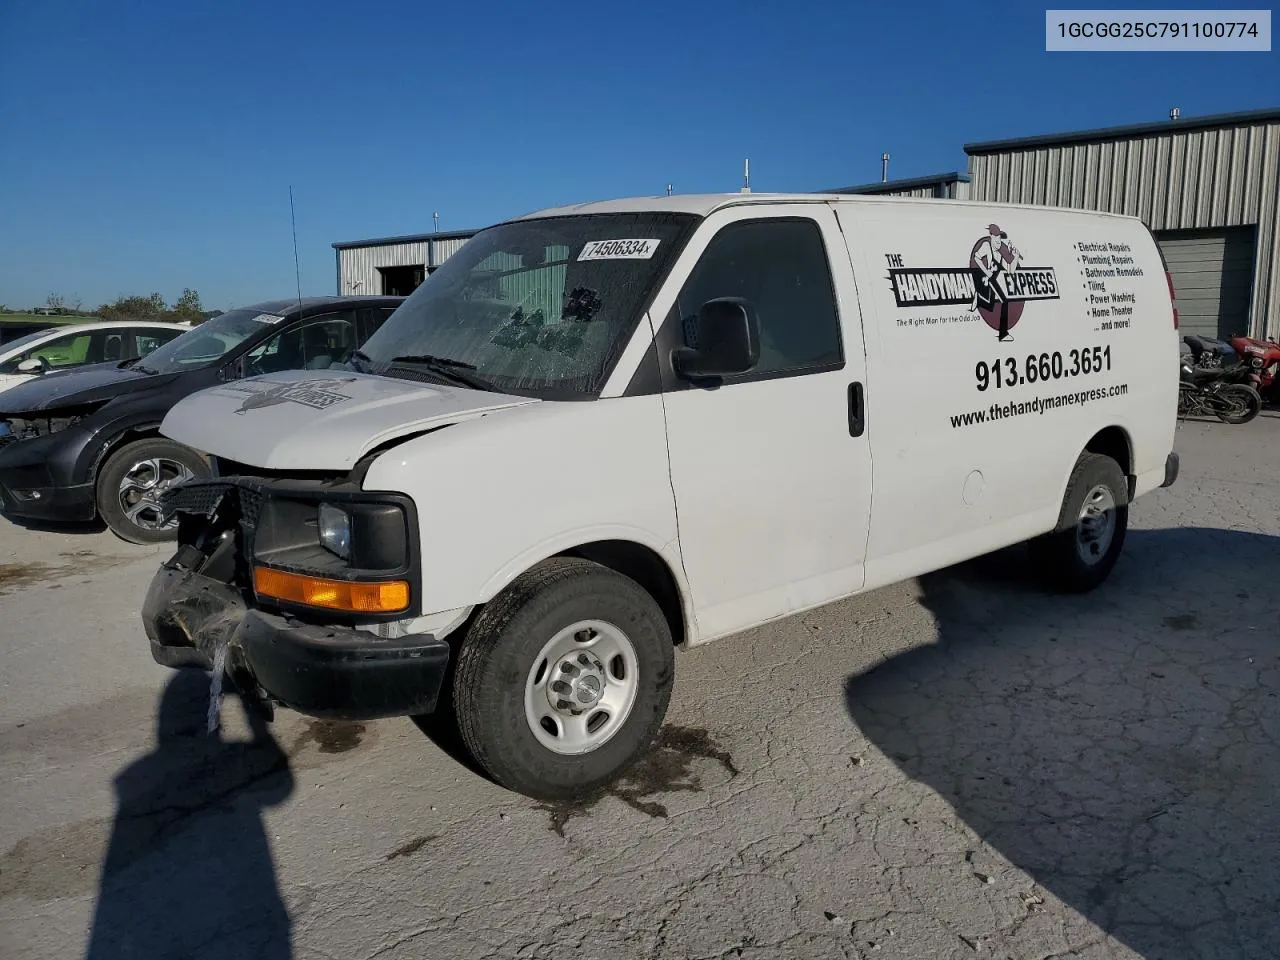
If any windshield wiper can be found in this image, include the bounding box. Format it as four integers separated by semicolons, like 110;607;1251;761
388;354;492;391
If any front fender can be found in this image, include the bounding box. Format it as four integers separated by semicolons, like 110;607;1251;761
360;396;689;636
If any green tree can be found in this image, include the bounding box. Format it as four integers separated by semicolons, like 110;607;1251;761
97;293;168;322
170;288;204;323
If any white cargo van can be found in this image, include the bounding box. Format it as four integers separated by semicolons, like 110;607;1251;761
143;193;1180;800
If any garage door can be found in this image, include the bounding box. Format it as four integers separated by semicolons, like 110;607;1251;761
1156;227;1256;340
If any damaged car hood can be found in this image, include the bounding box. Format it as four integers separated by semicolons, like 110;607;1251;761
0;361;179;414
160;370;541;470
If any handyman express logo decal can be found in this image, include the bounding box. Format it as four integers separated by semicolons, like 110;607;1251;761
221;377;358;414
883;224;1059;341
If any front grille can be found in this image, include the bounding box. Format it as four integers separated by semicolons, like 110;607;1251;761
161;481;264;528
161;483;228;519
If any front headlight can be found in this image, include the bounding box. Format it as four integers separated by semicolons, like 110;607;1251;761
317;503;351;559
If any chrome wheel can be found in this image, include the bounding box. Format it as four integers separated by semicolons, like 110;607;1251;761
1075;483;1116;565
524;619;640;756
117;457;195;531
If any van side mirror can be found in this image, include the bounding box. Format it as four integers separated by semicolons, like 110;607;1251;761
17;357;47;375
672;298;760;380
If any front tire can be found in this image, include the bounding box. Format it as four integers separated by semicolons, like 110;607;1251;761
453;557;675;802
1213;384;1262;424
95;438;211;544
1030;452;1128;593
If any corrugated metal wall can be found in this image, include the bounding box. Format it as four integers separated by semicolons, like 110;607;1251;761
431;237;471;261
338;242;429;295
874;184;941;199
337;236;474;295
841;180;969;199
967;119;1280;338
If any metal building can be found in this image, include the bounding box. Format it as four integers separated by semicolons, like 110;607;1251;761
332;229;480;297
822;171;971;199
965;107;1280;341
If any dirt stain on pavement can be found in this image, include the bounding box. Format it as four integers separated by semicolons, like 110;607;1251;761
292;719;367;754
385;835;439;861
536;725;738;837
0;562;56;591
1163;613;1200;630
0;554;133;595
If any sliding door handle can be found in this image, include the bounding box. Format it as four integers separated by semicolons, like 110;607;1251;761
848;381;865;437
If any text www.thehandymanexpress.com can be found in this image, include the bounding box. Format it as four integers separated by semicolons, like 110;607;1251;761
950;384;1129;428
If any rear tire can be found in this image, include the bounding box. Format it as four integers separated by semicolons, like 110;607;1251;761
453;557;675;802
1030;453;1128;593
96;437;211;544
1213;384;1262;424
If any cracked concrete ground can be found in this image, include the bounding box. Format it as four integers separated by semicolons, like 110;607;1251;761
1;414;1278;960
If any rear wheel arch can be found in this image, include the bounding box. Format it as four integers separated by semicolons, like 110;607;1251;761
1083;425;1134;502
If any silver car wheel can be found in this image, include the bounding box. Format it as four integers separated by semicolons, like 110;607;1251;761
524;619;640;756
117;457;195;531
1075;483;1116;565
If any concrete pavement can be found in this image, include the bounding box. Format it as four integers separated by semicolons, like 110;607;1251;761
1;414;1277;960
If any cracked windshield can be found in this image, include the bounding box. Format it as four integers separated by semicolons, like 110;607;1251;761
357;214;694;398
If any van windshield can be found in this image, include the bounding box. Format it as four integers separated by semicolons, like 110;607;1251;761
357;213;697;399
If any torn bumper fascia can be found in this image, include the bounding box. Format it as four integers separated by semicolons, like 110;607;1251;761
141;561;451;721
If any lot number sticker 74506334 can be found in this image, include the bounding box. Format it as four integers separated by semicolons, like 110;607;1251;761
578;239;661;261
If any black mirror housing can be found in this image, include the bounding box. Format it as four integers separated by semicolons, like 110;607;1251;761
673;298;760;380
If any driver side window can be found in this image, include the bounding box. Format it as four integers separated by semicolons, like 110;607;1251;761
245;313;357;375
668;218;843;382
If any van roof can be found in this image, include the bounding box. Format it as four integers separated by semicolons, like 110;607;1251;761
510;192;1143;224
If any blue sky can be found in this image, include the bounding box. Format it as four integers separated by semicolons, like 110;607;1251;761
1;0;1275;310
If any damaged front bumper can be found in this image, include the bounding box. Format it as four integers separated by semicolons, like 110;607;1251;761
142;555;451;721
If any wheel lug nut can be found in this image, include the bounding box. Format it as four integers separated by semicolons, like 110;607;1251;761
552;680;569;694
577;653;590;665
556;699;571;710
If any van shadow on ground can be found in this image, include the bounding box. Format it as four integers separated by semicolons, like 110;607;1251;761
846;527;1280;960
85;668;295;960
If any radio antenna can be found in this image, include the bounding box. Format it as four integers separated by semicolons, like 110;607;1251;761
289;185;303;313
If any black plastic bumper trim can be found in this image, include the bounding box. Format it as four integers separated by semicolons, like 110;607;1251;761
142;563;448;721
1162;452;1180;488
0;480;96;522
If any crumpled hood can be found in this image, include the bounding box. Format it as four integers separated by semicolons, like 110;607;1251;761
0;362;178;414
160;370;541;470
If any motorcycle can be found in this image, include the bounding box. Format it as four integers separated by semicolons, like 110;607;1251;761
1182;334;1263;390
1226;333;1280;404
1178;358;1263;424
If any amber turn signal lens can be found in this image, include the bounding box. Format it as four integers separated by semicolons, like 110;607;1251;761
253;566;410;613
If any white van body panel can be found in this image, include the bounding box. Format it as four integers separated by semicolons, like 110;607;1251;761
161;370;540;470
360;395;688;630
625;202;874;643
832;200;1176;590
157;192;1178;651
